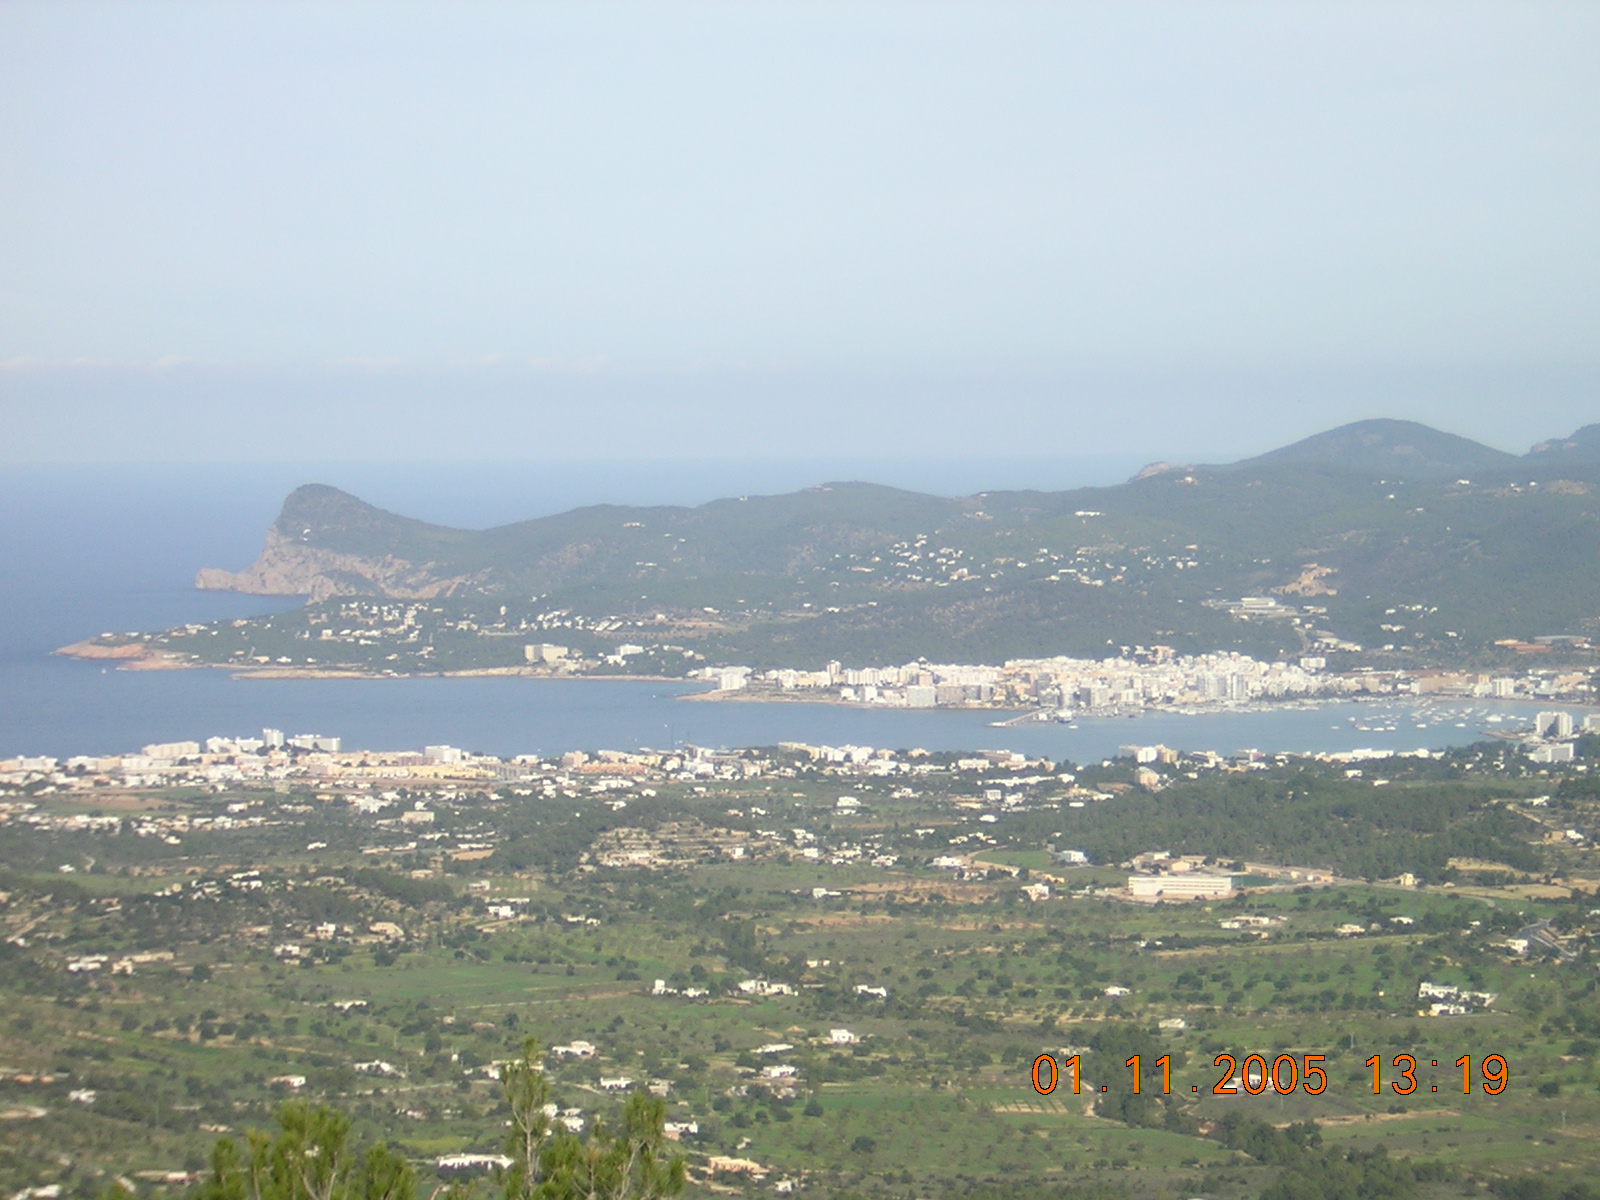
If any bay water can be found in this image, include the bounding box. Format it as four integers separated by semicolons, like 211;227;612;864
0;464;1545;764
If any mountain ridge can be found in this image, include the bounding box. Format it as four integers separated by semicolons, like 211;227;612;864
190;419;1600;663
1226;417;1519;478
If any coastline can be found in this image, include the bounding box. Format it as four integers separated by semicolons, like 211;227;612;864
224;667;696;684
54;641;200;671
54;642;695;685
16;648;1573;765
49;642;1591;725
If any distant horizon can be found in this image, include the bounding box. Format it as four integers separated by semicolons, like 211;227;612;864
5;360;1598;468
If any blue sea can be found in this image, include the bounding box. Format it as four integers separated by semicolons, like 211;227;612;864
0;462;1546;764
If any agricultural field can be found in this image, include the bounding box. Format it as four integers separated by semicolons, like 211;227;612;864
3;742;1600;1200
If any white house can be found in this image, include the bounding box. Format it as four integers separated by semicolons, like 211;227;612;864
551;1041;597;1058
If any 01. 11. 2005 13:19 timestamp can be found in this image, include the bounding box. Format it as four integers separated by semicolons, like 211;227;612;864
1030;1053;1509;1097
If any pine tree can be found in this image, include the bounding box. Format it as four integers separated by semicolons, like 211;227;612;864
195;1035;683;1200
196;1102;414;1200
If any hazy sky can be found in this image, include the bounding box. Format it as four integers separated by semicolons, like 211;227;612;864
2;2;1597;465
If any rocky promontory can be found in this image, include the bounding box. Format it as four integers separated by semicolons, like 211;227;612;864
195;485;482;601
195;528;470;602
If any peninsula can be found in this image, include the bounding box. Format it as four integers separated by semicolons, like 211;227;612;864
59;420;1600;700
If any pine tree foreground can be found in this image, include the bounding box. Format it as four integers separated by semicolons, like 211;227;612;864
193;1036;685;1200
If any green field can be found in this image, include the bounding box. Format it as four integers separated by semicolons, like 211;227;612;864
4;742;1599;1199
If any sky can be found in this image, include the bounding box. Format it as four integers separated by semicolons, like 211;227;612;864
2;1;1598;467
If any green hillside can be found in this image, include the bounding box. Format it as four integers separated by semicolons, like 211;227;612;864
1230;417;1519;478
182;420;1600;666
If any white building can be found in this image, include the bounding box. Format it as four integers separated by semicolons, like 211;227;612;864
1219;915;1280;930
288;734;340;752
737;979;795;997
551;1041;597;1058
1417;981;1497;1008
142;741;200;760
1126;873;1236;901
1536;711;1575;739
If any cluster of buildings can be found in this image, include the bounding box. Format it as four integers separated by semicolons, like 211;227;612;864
1416;980;1498;1017
63;950;173;975
0;733;1068;798
1123;852;1240;902
589;820;769;869
699;650;1336;711
0;732;346;791
0;736;720;794
0;795;272;843
694;651;1597;715
1522;709;1600;763
1120;852;1350;905
1410;667;1593;701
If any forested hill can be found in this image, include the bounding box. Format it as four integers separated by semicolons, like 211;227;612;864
192;419;1600;663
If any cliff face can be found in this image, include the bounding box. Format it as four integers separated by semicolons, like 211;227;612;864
195;528;476;601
